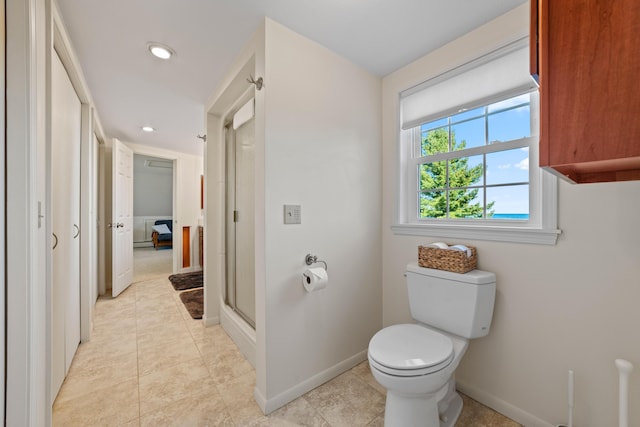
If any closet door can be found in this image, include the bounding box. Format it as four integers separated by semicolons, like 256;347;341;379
51;51;82;398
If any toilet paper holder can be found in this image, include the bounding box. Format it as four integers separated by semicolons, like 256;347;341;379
305;253;328;271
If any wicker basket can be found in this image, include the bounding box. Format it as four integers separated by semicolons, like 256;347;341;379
418;245;477;273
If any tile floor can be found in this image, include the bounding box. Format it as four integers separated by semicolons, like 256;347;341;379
52;248;521;426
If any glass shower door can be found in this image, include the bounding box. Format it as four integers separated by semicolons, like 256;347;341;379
225;119;255;328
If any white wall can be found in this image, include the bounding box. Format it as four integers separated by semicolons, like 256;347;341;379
133;154;173;217
258;19;382;411
382;5;640;427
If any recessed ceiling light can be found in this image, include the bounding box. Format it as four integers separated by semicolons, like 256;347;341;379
147;42;175;60
142;126;155;132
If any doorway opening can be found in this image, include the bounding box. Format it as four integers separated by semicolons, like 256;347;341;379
132;154;175;283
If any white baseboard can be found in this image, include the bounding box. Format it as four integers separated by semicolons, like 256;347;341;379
256;350;368;415
133;241;153;248
220;306;256;368
177;266;202;274
203;315;219;327
456;380;554;427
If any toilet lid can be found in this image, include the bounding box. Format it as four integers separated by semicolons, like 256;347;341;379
368;324;453;375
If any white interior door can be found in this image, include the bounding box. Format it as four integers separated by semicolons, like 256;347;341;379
111;138;134;297
51;51;81;397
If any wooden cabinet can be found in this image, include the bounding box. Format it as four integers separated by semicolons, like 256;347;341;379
532;0;640;183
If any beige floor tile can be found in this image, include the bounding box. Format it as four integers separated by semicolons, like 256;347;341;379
217;371;265;426
265;397;329;427
136;318;192;348
93;302;137;324
138;358;216;416
55;351;139;404
137;333;202;377
204;346;254;385
53;378;139;427
456;394;522;427
365;415;384;426
136;308;185;332
136;292;180;313
136;279;175;294
68;333;138;373
304;372;385;427
140;387;233;427
349;361;386;396
186;318;223;343
93;312;138;336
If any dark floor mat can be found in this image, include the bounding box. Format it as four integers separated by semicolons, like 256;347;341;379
179;288;203;319
168;270;203;291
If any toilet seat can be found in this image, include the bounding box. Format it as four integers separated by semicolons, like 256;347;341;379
368;324;454;377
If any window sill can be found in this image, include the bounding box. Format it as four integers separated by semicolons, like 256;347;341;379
391;223;561;245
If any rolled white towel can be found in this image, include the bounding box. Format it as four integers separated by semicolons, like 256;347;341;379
448;244;472;257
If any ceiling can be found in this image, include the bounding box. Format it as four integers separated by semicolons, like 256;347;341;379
56;0;527;157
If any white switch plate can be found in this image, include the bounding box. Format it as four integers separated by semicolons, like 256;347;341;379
284;204;301;224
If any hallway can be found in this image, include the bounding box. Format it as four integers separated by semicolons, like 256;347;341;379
52;251;520;426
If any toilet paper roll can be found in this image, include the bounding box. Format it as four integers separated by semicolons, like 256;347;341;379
302;267;328;292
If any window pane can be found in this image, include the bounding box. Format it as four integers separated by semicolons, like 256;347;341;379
451;106;484;124
486;185;529;219
419;161;446;190
449;188;484;219
488;93;530;113
411;90;536;224
451;117;485;150
488;104;531;143
421;128;450;156
419;191;446;218
486;148;529;185
448;155;483;189
420;117;448;132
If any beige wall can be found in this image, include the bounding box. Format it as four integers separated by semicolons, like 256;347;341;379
382;5;640;427
257;19;382;411
204;17;382;413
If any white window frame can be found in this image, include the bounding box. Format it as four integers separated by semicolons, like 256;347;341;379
392;41;561;245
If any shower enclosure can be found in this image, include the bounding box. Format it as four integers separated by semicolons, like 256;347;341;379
225;117;256;328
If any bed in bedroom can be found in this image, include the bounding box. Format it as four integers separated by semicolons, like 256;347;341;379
151;219;173;249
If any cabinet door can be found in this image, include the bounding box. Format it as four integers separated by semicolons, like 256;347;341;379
536;0;640;183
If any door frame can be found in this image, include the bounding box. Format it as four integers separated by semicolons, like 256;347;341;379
126;144;179;274
6;0;50;424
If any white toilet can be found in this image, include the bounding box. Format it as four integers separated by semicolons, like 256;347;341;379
368;263;496;427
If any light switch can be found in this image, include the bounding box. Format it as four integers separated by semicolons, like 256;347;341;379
284;204;301;224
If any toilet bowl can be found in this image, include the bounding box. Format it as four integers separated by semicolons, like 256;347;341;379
368;264;496;427
368;324;468;427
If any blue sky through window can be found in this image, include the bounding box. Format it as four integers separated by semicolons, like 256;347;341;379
419;93;532;218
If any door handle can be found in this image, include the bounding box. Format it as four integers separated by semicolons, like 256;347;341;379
117;223;124;228
52;233;58;250
107;223;113;228
73;224;80;238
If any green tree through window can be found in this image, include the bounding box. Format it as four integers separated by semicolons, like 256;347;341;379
419;128;495;218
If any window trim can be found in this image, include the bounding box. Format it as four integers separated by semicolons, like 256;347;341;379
393;52;561;245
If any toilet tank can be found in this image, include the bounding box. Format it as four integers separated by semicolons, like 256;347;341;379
406;263;496;339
